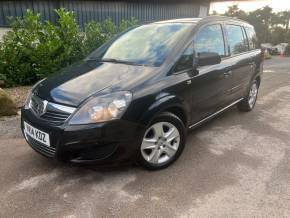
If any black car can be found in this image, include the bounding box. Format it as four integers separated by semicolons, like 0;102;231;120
21;16;263;170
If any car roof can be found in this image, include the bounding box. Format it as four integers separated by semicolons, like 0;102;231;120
153;16;252;27
155;18;202;24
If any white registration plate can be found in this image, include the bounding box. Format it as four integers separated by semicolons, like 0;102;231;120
24;122;50;147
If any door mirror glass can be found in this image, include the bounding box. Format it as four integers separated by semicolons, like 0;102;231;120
197;52;221;67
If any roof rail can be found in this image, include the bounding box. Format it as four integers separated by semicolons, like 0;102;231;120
201;15;251;25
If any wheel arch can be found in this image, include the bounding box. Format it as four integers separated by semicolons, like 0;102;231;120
255;75;261;87
162;106;187;127
139;94;189;127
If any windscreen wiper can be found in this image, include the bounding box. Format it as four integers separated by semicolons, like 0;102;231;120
86;57;147;66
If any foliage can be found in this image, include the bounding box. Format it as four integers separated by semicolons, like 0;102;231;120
0;9;138;86
0;9;84;86
247;7;274;44
270;26;286;45
119;17;139;32
83;17;138;54
224;4;248;21
83;21;107;54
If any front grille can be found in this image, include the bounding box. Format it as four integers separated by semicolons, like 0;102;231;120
29;94;75;124
41;111;71;123
27;135;56;158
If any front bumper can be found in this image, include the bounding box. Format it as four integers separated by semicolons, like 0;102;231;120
21;108;145;164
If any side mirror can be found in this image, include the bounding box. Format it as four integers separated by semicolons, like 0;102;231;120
197;52;221;67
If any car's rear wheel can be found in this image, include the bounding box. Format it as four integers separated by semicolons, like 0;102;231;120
238;80;259;112
137;112;186;170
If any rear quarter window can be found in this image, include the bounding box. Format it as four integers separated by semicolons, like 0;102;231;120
225;24;249;55
245;26;258;50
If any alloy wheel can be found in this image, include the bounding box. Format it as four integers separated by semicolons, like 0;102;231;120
248;82;258;109
140;122;180;165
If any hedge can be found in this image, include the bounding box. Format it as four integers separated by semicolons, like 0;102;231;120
0;9;138;87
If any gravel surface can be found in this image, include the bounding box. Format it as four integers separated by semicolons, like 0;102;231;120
1;57;290;218
4;86;32;108
0;115;22;138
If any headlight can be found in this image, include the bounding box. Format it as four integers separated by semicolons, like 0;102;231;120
24;78;46;109
68;91;132;125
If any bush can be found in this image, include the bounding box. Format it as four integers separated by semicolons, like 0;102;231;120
83;21;107;54
0;9;84;86
83;17;138;54
0;9;138;87
119;17;139;32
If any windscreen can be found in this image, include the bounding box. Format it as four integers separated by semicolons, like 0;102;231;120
87;23;194;66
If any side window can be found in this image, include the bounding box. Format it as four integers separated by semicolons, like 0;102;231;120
245;26;258;50
174;43;194;72
225;25;249;55
194;24;226;57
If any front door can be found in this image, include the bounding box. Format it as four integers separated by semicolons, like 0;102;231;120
189;23;233;124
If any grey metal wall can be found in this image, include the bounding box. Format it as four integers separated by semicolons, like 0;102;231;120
0;0;208;27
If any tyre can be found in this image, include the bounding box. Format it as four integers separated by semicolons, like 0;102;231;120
238;80;259;112
137;112;186;170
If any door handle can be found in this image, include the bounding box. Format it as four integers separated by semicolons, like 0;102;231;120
224;71;232;78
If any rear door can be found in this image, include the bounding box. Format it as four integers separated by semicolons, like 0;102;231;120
224;24;254;99
189;23;233;124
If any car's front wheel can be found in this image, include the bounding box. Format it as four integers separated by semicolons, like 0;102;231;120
137;112;186;170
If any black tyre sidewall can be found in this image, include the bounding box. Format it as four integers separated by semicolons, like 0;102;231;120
137;112;186;170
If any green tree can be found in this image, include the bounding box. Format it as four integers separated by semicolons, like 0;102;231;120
224;4;247;20
279;11;290;42
270;26;286;45
221;5;287;44
240;6;274;43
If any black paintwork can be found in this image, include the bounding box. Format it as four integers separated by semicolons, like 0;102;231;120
21;16;263;164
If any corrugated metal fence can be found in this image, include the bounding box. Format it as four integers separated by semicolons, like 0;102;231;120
0;0;208;27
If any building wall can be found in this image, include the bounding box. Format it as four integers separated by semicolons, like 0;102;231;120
0;0;209;27
199;5;209;17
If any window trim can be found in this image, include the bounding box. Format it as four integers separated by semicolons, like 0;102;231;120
241;26;250;51
172;41;195;75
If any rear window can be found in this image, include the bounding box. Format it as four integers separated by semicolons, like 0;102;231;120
245;27;258;50
225;25;249;55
